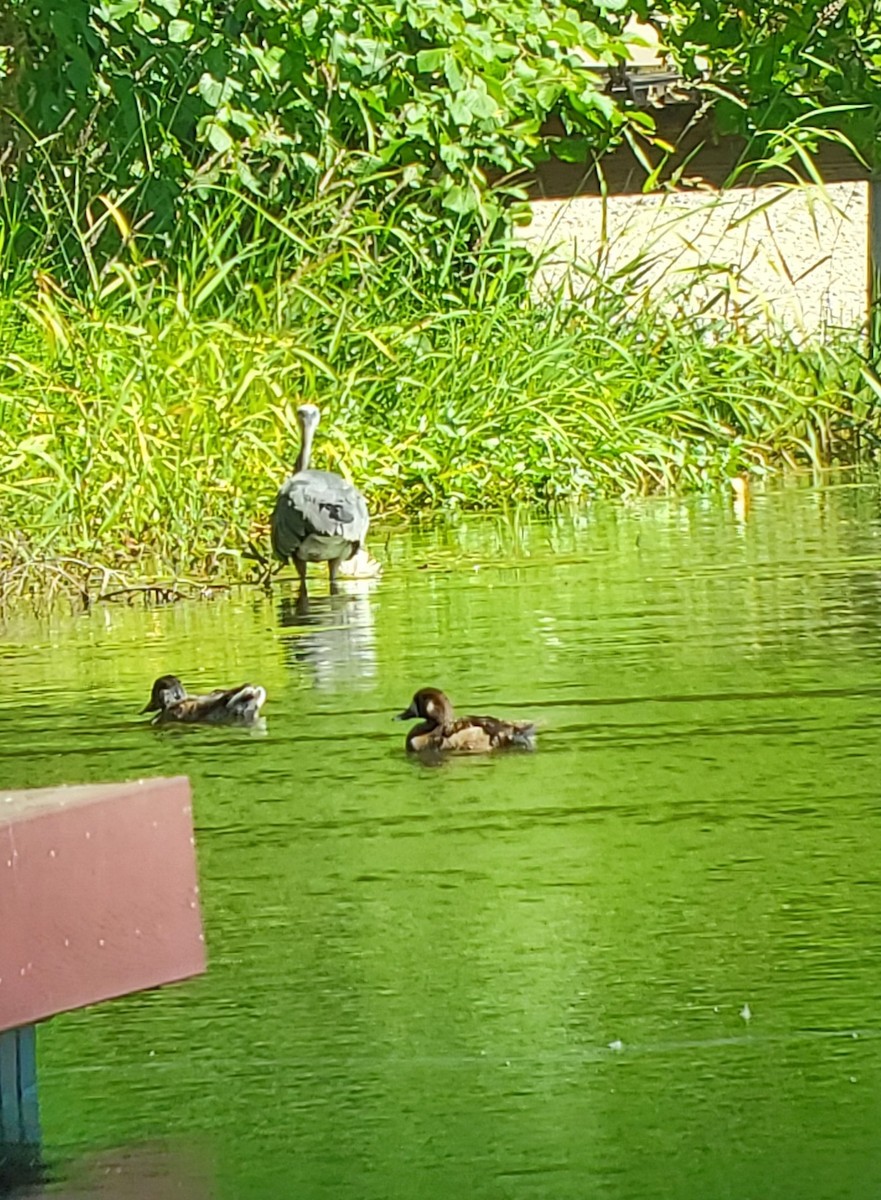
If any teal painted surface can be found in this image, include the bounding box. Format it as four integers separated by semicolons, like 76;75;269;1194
16;1026;39;1144
0;1026;39;1144
1;475;881;1197
0;1029;18;1143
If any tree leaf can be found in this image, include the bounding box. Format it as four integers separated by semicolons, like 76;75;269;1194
168;19;194;43
444;53;464;91
442;183;477;213
205;121;233;152
416;48;446;73
197;73;224;108
136;10;162;33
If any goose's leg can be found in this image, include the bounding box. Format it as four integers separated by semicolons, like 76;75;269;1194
295;557;310;615
295;557;309;596
328;556;343;596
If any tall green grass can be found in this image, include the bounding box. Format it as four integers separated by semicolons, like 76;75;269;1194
0;179;878;594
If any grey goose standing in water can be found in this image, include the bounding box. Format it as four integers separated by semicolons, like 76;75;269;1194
270;403;369;597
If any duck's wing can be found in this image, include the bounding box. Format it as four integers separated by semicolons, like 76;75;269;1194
505;721;537;750
272;470;368;559
171;685;266;724
455;715;537;751
212;684;267;723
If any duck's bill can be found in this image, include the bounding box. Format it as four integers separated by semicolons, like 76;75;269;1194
394;704;417;721
140;701;159;713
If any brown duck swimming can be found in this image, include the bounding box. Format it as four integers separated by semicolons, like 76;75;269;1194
395;687;537;754
142;675;267;727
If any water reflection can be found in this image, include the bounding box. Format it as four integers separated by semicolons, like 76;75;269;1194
3;476;881;1200
24;1140;214;1200
0;1142;45;1198
277;586;377;690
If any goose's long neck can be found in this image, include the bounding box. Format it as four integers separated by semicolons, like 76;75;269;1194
295;419;315;473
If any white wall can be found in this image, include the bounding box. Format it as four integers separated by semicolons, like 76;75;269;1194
516;183;867;339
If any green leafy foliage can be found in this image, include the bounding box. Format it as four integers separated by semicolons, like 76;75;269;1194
0;188;873;580
637;0;881;168
2;0;640;265
1;0;879;590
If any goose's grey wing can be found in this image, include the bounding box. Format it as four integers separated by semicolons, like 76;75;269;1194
271;469;369;560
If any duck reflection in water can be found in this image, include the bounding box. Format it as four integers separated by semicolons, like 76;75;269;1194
395;688;537;754
277;590;377;690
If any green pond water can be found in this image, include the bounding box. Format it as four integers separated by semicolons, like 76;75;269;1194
2;475;881;1199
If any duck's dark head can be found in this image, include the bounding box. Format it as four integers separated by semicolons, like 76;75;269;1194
395;688;454;725
142;675;187;713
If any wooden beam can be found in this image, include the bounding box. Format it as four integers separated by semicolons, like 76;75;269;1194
0;777;206;1035
521;110;871;199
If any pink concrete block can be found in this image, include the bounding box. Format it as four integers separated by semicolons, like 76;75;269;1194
0;777;206;1033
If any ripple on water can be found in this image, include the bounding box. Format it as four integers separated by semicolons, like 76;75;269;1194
4;477;881;1200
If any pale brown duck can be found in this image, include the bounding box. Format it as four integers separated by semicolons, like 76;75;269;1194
395;687;536;754
142;675;266;727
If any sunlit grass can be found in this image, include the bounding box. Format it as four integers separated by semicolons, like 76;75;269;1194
0;180;877;588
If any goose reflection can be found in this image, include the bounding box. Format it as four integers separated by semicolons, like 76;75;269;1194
277;588;377;689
